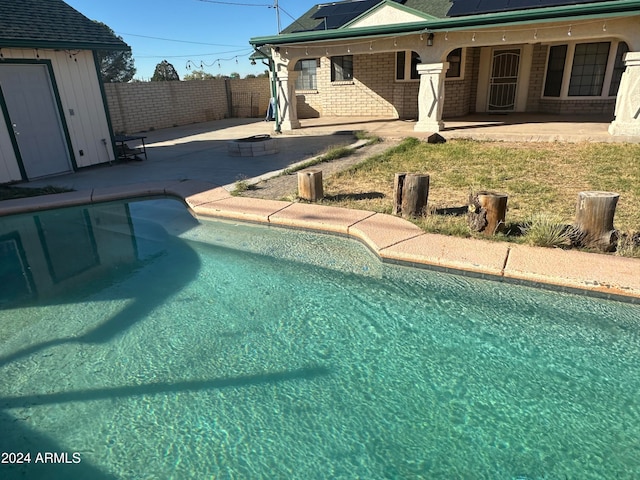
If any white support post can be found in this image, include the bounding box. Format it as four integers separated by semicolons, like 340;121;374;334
413;62;449;132
414;62;447;133
609;51;640;137
276;69;301;131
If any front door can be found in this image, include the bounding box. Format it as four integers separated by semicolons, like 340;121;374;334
488;49;520;112
0;64;72;179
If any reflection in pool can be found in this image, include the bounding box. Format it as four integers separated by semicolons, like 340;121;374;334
0;198;639;479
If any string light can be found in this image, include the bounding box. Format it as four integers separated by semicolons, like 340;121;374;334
369;42;373;50
534;29;538;40
602;22;607;32
567;25;572;36
472;32;476;42
502;32;506;42
444;32;448;41
305;47;308;55
394;38;397;46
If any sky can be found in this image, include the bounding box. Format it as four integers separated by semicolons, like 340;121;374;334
64;0;320;80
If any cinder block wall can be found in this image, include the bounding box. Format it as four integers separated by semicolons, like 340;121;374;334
104;78;270;134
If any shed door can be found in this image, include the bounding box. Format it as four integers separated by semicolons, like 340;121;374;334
488;49;520;112
0;64;71;179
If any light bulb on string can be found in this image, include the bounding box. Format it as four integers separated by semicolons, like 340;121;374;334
567;25;572;36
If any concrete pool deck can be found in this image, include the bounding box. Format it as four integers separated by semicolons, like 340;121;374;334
0;180;638;302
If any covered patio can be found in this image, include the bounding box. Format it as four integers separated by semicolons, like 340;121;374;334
290;113;638;143
250;0;640;140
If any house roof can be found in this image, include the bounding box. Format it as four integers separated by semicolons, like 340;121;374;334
281;0;451;33
0;0;129;51
251;0;640;46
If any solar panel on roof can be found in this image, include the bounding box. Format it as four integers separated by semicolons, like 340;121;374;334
312;0;405;30
447;0;611;17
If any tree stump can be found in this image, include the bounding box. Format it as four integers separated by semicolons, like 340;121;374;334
393;173;430;218
467;191;508;235
297;169;324;201
574;191;619;252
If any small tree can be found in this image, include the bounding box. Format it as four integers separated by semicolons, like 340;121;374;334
257;69;270;78
183;69;215;81
229;72;240;79
151;60;180;81
94;21;136;82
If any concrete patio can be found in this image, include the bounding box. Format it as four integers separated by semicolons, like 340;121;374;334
22;113;640;193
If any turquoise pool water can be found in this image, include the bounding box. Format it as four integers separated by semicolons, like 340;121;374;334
0;198;639;479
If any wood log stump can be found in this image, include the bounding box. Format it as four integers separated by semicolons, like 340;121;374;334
393;173;430;218
574;191;619;252
297;169;324;201
467;191;508;235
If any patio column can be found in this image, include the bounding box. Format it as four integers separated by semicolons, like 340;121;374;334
276;70;300;131
609;51;640;136
414;62;447;133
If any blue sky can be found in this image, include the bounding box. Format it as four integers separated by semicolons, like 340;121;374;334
65;0;319;80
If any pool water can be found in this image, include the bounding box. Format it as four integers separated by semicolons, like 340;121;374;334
0;199;639;479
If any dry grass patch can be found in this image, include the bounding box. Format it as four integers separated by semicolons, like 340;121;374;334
323;138;640;243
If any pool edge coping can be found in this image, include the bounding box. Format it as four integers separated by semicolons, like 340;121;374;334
1;181;638;302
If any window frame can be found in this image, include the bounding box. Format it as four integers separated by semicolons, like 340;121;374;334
541;40;626;99
395;50;421;81
445;47;465;80
294;58;319;91
330;55;353;82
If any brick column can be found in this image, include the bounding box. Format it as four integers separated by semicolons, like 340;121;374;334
276;70;301;131
414;62;447;133
609;51;640;136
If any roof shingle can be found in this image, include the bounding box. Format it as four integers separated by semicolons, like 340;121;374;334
0;0;129;50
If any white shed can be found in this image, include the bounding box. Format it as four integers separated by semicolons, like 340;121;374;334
0;0;129;183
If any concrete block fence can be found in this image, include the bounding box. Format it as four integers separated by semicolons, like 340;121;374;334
104;78;271;135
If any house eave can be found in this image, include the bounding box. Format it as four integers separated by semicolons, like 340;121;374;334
250;0;640;46
0;38;130;51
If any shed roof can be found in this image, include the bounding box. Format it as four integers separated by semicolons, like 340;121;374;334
0;0;129;51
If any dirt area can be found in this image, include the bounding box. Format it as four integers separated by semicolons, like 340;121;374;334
238;139;394;200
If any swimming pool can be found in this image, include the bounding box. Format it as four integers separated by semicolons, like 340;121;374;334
0;198;638;479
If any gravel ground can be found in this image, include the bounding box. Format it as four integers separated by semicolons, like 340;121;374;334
237;139;394;200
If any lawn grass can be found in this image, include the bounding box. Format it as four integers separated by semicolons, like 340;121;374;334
322;138;640;253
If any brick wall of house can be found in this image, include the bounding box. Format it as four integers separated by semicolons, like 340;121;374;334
527;44;547;112
104;78;271;134
296;54;399;119
538;98;616;116
442;48;479;118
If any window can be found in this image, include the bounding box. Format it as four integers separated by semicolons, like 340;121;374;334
568;42;610;96
445;48;463;78
396;51;420;80
331;55;353;82
543;41;626;98
609;41;629;96
294;59;319;90
544;45;567;97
